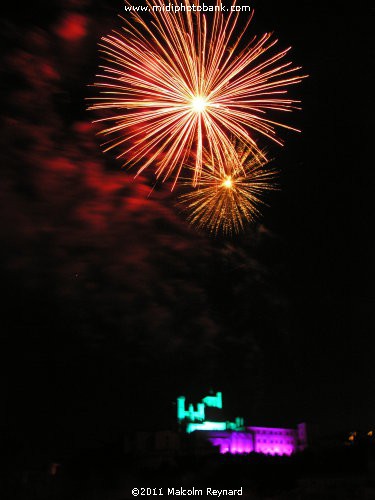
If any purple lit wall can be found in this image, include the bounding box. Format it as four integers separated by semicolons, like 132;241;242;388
209;432;254;454
207;423;307;456
249;426;296;456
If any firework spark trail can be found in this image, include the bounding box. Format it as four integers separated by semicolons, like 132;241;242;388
179;143;278;235
89;0;305;187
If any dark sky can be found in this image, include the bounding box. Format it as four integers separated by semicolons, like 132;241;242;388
1;0;373;457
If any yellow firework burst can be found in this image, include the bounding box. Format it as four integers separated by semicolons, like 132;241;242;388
89;0;305;187
179;145;278;235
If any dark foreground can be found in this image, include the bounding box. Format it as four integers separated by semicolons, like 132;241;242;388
2;440;375;500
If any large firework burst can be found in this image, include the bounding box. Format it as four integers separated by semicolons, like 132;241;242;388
179;144;278;235
89;0;305;187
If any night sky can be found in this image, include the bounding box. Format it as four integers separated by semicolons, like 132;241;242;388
1;0;373;458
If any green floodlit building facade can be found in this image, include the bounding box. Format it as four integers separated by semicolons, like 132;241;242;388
177;392;307;456
177;392;244;434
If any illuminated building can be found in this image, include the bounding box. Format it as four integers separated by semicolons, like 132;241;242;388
177;392;244;433
177;392;307;456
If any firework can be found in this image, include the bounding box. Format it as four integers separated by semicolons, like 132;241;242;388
89;0;305;186
179;144;278;235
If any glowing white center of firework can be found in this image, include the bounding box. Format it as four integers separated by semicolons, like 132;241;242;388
222;176;233;189
191;96;207;113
